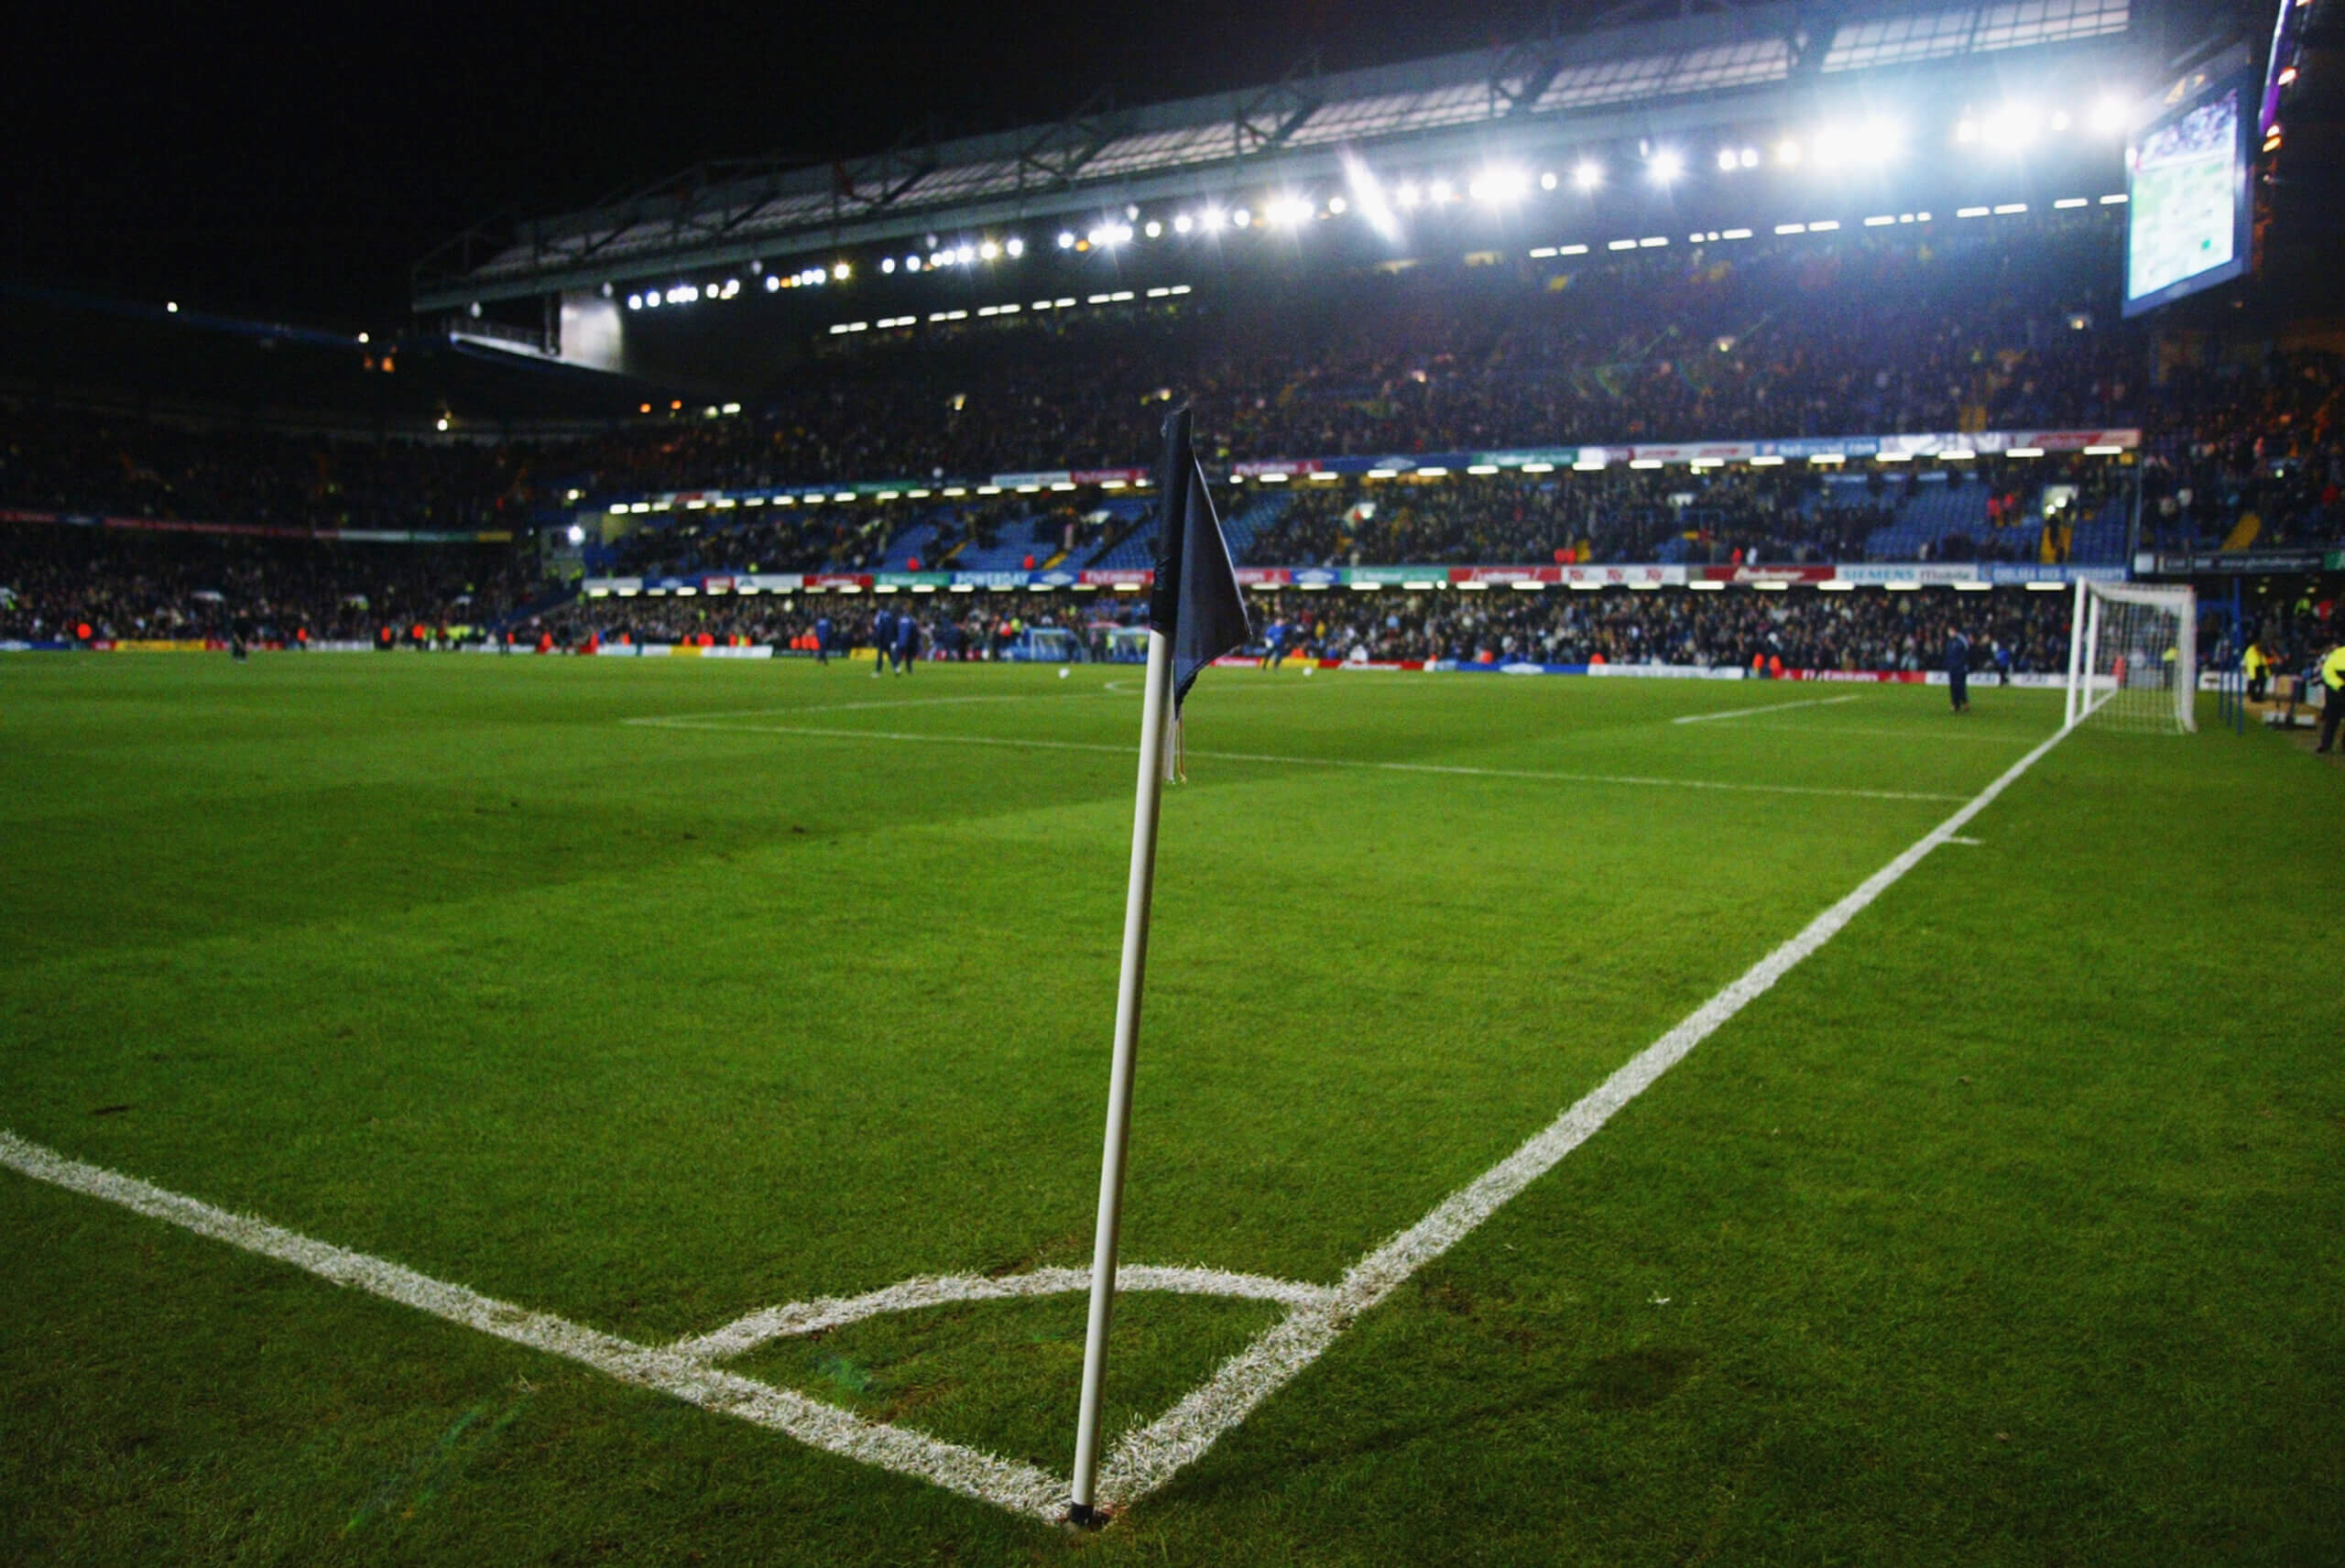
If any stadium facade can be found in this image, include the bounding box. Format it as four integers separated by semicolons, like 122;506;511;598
415;0;2159;367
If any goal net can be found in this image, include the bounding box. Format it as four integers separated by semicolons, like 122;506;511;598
2065;582;2197;734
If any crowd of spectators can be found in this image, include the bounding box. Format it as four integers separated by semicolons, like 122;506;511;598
529;582;2074;676
0;521;534;643
5;212;2342;639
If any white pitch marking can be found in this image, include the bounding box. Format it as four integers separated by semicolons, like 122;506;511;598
0;1129;1069;1521
1728;723;2028;745
623;692;1092;725
1090;718;2076;1507
1672;694;1861;724
637;722;1967;804
677;1266;1333;1362
1947;835;1984;845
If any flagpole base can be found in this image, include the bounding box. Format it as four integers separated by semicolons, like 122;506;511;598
1065;1502;1106;1530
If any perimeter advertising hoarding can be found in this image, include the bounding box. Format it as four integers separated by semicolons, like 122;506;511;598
2123;60;2253;318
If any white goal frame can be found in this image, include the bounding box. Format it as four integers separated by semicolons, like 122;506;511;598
2064;581;2197;734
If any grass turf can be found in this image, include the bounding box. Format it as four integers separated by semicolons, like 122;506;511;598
0;651;2338;1564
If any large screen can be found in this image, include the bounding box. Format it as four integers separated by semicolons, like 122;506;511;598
2123;71;2252;316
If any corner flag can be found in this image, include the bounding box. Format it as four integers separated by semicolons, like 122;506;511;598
1066;406;1249;1526
1149;406;1252;710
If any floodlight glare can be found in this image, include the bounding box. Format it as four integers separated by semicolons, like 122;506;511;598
1648;148;1685;185
627;293;642;310
833;262;851;280
1540;169;1558;190
1200;205;1226;230
1428;177;1454;202
1342;153;1402;241
566;524;585;545
1982;103;2040;147
1231;206;1251;227
2089;94;2127;133
1394;180;1422;208
1057;231;1076;248
979;239;999;260
880;257;896;274
1776;137;1803;166
1143;219;1162;238
1326;194;1347;214
1572;159;1603;191
1004;235;1025;256
763;274;780;291
1173;212;1194;234
905;255;922;271
1718;147;1740;171
1740;147;1759;168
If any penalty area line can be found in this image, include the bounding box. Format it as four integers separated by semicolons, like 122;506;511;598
636;722;1967;804
1672;694;1861;724
1092;717;2075;1508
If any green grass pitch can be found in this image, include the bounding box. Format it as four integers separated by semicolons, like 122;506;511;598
2;652;2339;1564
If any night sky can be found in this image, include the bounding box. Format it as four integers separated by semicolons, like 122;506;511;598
9;0;1567;329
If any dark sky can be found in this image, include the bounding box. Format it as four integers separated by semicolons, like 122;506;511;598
7;0;1568;328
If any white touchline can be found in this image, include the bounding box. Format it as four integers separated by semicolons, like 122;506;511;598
1088;717;2075;1506
1672;695;1862;724
0;1127;1067;1520
633;722;1968;804
0;720;2072;1523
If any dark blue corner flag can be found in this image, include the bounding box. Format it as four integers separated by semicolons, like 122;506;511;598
1148;406;1252;709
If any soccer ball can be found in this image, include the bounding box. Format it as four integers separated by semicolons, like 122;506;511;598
1303;664;1314;677
1057;668;1070;679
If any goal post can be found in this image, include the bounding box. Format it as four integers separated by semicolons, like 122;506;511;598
2066;581;2197;735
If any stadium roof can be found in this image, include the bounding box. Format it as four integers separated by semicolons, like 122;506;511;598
414;0;2146;312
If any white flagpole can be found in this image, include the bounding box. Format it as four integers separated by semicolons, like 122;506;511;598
1069;625;1176;1523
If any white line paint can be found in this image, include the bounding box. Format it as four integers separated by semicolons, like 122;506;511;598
1091;719;2075;1507
1672;695;1861;724
2;721;2073;1524
677;1266;1334;1361
633;722;1966;804
1727;724;2029;746
623;693;1092;724
0;1128;1069;1520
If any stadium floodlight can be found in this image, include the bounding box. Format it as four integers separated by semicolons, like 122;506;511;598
2089;94;2127;134
1173;212;1194;234
1326;195;1347;214
1231;206;1252;227
1143;219;1162;238
833;262;852;281
905;255;922;271
880;257;896;274
1199;204;1226;231
1540;169;1558;190
979;240;1000;260
764;274;781;291
1469;167;1530;202
1057;231;1075;249
1428;178;1454;202
627;293;642;310
1005;236;1025;256
565;525;586;546
1981;103;2041;147
1266;195;1312;226
1740;147;1759;168
1573;159;1603;191
1393;180;1422;208
2050;110;2071;131
1342;154;1402;242
1776;137;1803;166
